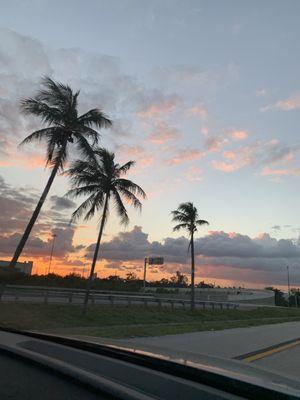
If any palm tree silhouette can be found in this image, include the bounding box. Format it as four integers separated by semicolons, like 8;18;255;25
66;147;146;314
9;77;112;268
171;202;209;311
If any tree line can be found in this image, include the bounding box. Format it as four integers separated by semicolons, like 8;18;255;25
0;271;212;291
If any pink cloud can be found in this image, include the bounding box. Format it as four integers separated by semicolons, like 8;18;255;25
0;153;46;170
211;160;238;172
116;145;154;168
185;103;208;118
223;150;236;159
230;130;248;140
261;91;300;112
261;166;300;177
148;122;180;144
211;145;256;172
23;155;46;169
185;166;203;182
166;149;204;165
205;136;228;153
201;127;209;135
137;94;181;119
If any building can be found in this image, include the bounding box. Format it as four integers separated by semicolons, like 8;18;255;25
0;260;33;275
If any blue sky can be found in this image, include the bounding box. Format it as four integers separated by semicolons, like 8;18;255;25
1;0;300;287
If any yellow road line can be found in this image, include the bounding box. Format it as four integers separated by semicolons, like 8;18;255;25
244;339;300;362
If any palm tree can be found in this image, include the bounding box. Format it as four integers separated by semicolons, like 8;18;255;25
9;77;112;268
66;147;146;314
171;202;209;311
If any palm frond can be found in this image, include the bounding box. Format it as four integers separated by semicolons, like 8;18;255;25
112;188;129;226
196;219;209;226
77;109;112;129
173;223;189;232
117;186;143;211
73;132;97;159
37;76;74;109
66;185;100;199
171;210;189;223
19;127;60;146
84;191;106;222
115;178;146;199
70;193;99;223
20;98;63;125
117;161;135;175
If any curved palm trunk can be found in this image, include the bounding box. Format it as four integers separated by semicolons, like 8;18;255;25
82;192;109;315
9;161;60;268
190;231;195;311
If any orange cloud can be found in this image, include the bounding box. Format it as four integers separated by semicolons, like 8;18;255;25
23;155;46;169
230;130;248;140
0;153;45;170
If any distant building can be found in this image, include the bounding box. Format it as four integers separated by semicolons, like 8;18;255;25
0;260;33;275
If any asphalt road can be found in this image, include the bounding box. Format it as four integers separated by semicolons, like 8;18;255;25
94;321;300;381
119;320;300;358
253;345;300;380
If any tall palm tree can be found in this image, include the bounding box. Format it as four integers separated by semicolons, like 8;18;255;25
171;202;209;311
66;147;146;314
9;77;112;268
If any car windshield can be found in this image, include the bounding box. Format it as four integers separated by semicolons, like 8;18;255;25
1;0;300;393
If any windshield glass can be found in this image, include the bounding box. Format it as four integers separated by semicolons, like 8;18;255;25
1;0;300;391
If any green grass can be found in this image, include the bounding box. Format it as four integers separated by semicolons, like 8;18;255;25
1;302;300;338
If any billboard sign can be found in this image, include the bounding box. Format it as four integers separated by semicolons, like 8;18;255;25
147;257;164;265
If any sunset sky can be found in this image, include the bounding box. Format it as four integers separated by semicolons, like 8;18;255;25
1;0;300;288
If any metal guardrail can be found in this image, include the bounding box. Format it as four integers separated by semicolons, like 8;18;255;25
0;285;239;310
3;284;154;297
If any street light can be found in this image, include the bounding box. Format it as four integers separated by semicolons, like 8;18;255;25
48;233;57;275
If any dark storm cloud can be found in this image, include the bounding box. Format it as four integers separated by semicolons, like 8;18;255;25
50;195;76;211
85;226;300;277
0;175;77;258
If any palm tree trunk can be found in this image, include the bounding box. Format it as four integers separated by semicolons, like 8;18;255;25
9;161;60;268
82;192;109;315
190;231;195;311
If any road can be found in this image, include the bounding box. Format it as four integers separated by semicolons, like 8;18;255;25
250;345;300;380
89;320;300;381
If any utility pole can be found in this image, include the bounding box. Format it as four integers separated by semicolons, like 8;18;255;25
48;233;57;275
287;265;291;307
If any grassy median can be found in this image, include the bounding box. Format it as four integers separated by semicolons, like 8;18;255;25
1;302;300;338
